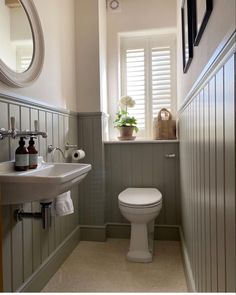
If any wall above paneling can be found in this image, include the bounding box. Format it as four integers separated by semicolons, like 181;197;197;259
176;0;236;106
76;0;107;113
0;0;78;111
107;0;177;136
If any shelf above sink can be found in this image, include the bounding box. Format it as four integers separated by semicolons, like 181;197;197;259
0;161;91;205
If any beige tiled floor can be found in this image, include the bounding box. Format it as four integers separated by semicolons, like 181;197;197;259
42;239;188;292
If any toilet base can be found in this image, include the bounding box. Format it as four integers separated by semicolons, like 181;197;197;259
127;250;152;263
127;221;154;263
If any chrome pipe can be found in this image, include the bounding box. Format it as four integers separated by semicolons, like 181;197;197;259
41;202;52;230
14;202;52;230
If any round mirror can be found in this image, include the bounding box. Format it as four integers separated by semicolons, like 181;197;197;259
0;0;44;87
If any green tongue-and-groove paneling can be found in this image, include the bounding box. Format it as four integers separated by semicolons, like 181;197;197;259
0;96;79;292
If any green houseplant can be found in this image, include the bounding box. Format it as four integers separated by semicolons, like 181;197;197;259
114;96;138;140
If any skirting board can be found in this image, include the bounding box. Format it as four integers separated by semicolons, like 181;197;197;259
179;227;196;292
80;223;180;241
16;226;80;292
80;225;107;242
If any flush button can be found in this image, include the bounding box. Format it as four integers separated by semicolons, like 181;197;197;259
165;154;176;158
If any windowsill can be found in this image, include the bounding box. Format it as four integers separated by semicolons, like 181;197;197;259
104;139;179;144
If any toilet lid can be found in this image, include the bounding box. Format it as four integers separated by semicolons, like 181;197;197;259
118;188;162;206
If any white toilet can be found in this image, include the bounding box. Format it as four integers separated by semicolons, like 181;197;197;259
118;188;162;263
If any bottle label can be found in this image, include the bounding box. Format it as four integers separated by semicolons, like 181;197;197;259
29;154;38;166
15;154;29;167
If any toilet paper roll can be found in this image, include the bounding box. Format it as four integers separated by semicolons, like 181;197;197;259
71;149;85;161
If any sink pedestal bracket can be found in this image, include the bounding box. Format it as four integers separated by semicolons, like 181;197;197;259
15;202;52;230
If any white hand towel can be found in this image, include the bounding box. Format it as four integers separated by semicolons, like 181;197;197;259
52;191;74;216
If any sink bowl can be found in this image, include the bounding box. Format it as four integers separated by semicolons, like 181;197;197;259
0;161;91;205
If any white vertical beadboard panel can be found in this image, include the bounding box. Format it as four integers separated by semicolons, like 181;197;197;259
2;206;12;291
0;102;9;161
58;115;66;241
52;113;61;247
188;104;196;280
200;89;206;291
9;104;20;160
46;112;53;163
47;112;56;255
223;56;236;292
204;83;211;292
196;94;200;291
193;98;197;285
58;115;64;163
38;111;47;160
164;144;178;225
215;68;226;292
20;106;33;281
52;114;59;163
209;76;218;292
8;104;23;290
30;109;42;271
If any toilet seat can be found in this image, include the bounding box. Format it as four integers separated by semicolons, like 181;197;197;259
119;199;162;209
118;188;162;208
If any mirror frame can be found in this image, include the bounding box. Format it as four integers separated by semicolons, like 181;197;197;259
0;0;44;88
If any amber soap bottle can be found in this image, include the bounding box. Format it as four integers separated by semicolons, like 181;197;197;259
15;137;29;171
28;137;38;169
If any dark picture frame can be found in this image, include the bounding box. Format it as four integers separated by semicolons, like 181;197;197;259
181;0;194;73
193;0;213;45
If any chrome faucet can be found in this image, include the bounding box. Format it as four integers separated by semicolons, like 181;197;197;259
0;117;47;140
48;145;66;161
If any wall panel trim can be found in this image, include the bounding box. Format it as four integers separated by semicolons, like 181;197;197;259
78;112;109;118
179;227;196;292
0;91;78;117
80;223;180;241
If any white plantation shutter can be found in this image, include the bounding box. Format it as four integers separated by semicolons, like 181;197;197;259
151;46;172;117
121;35;176;137
125;48;146;129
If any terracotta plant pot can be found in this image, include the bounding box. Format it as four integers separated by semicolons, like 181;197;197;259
118;126;136;140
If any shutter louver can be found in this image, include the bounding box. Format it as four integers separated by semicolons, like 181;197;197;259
125;48;146;130
151;47;172;118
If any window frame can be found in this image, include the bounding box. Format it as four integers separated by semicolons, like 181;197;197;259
120;33;177;138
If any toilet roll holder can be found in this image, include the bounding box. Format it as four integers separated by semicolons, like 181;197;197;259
48;143;85;161
65;142;78;150
65;143;85;161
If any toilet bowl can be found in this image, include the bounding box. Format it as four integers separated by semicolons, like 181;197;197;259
118;188;162;263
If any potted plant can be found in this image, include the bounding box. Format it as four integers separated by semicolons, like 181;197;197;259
114;96;138;140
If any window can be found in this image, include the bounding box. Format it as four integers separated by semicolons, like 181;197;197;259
16;45;33;73
120;34;176;138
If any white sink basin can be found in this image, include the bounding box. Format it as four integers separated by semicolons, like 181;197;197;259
0;161;91;205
